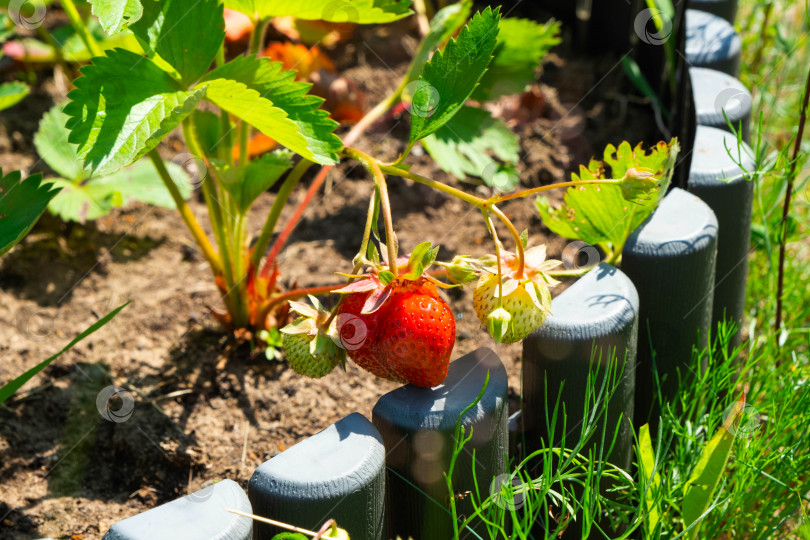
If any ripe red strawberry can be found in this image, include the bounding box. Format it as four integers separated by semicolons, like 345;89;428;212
335;244;456;387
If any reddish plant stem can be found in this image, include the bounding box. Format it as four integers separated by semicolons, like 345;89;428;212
774;65;810;346
260;165;331;279
257;284;345;326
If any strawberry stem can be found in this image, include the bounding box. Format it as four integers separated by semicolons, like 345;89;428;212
483;211;505;304
257;284;344;326
147;150;223;278
492;179;622;203
489;205;525;279
322;188;380;330
373;162;528;278
343;147;399;278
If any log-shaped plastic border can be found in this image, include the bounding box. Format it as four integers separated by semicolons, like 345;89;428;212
691;67;752;142
102;479;252;540
522;263;639;471
685;9;742;76
621;188;718;425
248;412;385;540
687;0;738;23
372;347;508;540
688;125;755;348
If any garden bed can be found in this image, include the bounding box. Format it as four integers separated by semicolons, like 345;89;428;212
0;13;659;539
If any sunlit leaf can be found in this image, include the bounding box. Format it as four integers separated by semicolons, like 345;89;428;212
65;48;206;175
471;17;560;101
682;397;743;536
131;0;224;85
34;103;87;181
536;139;679;251
403;0;471;84
422;105;519;190
89;0;143;35
0;169;61;256
224;0;411;24
200;55;342;164
408;7;500;143
46;159;191;223
637;424;662;539
0;81;29;111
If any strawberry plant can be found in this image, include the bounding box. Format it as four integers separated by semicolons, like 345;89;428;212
55;0;677;386
34;103;193;222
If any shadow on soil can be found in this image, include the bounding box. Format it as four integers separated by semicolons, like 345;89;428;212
0;214;165;306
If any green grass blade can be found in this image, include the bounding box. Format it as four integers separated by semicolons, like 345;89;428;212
0;302;129;404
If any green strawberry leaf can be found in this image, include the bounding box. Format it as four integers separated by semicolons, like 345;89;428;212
191;109;225;159
89;0;144;35
65;48;206;176
224;0;411;23
101;158;192;207
0;81;29;111
34;103;87;181
408;7;500;143
403;241;439;279
0;169;61;257
471;18;560;101
536;139;679;251
422;105;520;190
200;55;342;164
46;159;191;223
231;151;293;213
403;0;472;84
45;177;123;222
131;0;224;86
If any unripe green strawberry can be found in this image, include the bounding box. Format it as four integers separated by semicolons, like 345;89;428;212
282;328;344;378
473;274;552;344
280;296;345;379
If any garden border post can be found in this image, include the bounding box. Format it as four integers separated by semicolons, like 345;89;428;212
247;412;386;540
621;187;718;427
687;125;756;350
102;479;252;540
372;347;508;540
522;263;639;473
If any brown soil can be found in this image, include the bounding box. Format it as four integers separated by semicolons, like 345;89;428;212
0;13;656;540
